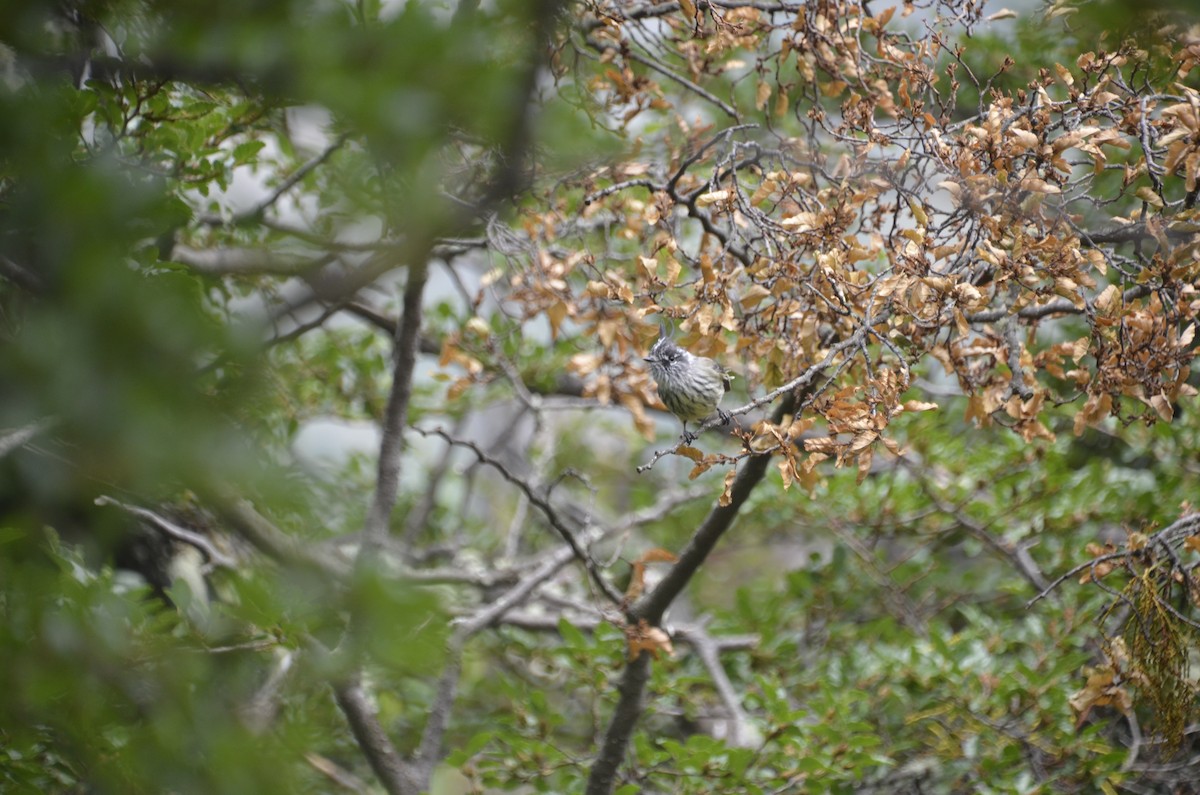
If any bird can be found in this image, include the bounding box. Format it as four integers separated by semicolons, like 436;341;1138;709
643;328;733;442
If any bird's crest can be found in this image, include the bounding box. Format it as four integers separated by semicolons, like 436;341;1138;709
649;332;680;359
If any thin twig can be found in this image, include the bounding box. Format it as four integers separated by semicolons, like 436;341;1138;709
0;418;55;459
413;425;624;605
305;751;370;793
1027;513;1200;608
95;495;238;569
683;622;756;747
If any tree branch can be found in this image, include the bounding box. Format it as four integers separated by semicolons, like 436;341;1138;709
360;261;429;560
332;678;422;795
636;392;798;624
686;622;756;747
413;425;624;605
95;495;239;569
0;253;46;292
0;418;56;459
586;390;800;794
216;495;353;579
585;653;652;795
169;244;328;276
200;133;351;226
413;652;464;780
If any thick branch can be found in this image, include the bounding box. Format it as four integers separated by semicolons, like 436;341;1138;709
584;653;652;795
325;261;431;795
169;245;327;276
331;0;567;787
586;391;799;794
360;262;430;559
635;392;797;625
216;495;352;579
332;679;422;795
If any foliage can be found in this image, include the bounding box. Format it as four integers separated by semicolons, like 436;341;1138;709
2;0;1199;794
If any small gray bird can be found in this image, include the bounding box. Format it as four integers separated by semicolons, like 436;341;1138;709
644;330;733;442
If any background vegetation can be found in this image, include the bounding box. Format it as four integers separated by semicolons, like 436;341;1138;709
2;0;1199;792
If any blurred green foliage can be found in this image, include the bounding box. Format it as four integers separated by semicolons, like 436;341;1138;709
0;0;545;791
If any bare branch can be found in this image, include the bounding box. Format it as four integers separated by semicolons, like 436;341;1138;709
0;253;45;292
586;392;799;794
305;751;370;793
685;622;756;747
95;495;239;569
495;611;760;652
216;495;353;579
169;244;328;276
360;262;430;562
1027;512;1200;608
585;653;652;795
0;418;55;459
332;678;422;795
200;133;351;226
240;648;296;734
413;425;624;605
413;653;463;780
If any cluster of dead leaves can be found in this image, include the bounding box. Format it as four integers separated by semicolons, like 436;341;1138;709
1075;291;1197;431
1069;637;1136;727
437;1;1200;472
801;371;937;485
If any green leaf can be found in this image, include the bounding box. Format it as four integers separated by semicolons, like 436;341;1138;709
557;616;588;649
445;731;493;766
232;139;267;165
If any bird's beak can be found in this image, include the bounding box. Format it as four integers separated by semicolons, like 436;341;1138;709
643;356;656;363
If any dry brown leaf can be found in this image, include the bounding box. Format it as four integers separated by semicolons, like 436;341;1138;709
1149;392;1174;422
1134;186;1164;208
696;190;729;207
719;469;736;507
626;620;675;661
639;548;679;564
755;80;772;111
777;457;794;490
740;284;772;309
